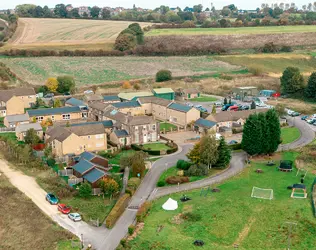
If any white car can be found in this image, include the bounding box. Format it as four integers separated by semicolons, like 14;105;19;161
68;213;82;222
186;102;193;107
214;102;222;107
195;104;202;108
287;109;295;115
84;90;94;94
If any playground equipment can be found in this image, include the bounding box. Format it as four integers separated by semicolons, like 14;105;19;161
278;160;293;172
251;186;274;200
291;184;307;199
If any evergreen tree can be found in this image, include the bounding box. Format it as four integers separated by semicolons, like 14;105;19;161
305;72;316;99
214;137;231;168
228;98;232;104
241;114;261;155
280;67;304;94
257;112;269;154
251;101;256;109
266;109;281;154
223;97;227;105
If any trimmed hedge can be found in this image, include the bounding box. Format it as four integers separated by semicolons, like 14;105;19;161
128;225;135;235
228;143;242;151
105;194;131;228
136;201;152;222
131;142;178;155
166;176;189;184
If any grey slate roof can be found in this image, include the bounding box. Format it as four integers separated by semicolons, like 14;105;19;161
0;88;36;102
112;100;141;109
195;118;216;128
16;123;42;133
73;159;94;175
114;129;129;138
5;113;29;123
65;98;86;107
45;126;73;143
168;103;192;113
103;95;120;101
69;120;113;128
83;168;105;183
84;94;104;102
68;123;105;136
27;106;82;116
138;96;173;107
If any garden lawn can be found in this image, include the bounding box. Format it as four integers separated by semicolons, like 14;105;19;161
0;117;4;127
100;149;136;165
142;143;171;151
281;127;301;144
60;196;116;224
160;122;177;132
190;95;217;102
131;152;316;249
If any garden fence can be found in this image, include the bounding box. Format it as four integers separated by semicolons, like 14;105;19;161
68;178;83;186
58;169;73;176
91;188;102;196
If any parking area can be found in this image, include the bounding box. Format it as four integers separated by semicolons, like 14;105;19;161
163;131;199;144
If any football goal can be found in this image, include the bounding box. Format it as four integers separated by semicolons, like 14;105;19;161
251;187;274;200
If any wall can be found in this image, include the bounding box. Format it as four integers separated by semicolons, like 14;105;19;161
80;133;107;152
152;104;168;121
6;97;25;116
118;106;145;116
29;111;86;123
18;95;36;108
16;130;44;141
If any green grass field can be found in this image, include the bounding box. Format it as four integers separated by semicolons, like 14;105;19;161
190;95;217;102
160;122;177;132
146;25;316;36
281;127;301;144
130;152;316;249
142;143;171;151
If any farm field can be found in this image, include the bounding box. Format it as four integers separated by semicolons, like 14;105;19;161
129;152;316;249
0;170;75;249
146;25;316;36
6;18;151;51
0;56;241;86
216;54;316;75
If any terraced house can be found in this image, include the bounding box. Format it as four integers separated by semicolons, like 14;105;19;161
0;91;25;117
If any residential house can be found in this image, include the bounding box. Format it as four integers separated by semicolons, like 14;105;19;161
0;87;36;108
138;96;173;120
16;123;43;141
27;106;88;124
65;97;86;108
83;94;104;104
0;92;25;117
103;95;121;103
152;88;175;100
118;91;153;101
167;103;201;128
112;100;144;116
4;113;29;128
70;120;114;135
175;88;200;100
194;118;217;134
110;129;131;146
45;122;107;157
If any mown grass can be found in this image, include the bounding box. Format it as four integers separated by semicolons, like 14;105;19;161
281;127;301;144
142;143;171;151
131;152;316;249
160;122;177;132
190;95;217;102
0;170;76;249
146;25;316;36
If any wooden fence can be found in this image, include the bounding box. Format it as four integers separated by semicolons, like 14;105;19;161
68;178;83;186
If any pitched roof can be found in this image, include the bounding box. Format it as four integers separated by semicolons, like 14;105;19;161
128;115;155;125
16;123;42;133
27;106;82;116
80;151;95;161
73;159;95;175
207;109;269;123
68;123;105;136
153;88;174;94
103;95;120;101
46;126;73;143
114;129;129;137
65;98;86;107
138;96;173;107
0;88;36;102
70;120;113;128
118;91;153;101
89;102;109;111
83;168;105;183
195;118;216;128
84;94;103;102
112;100;141;109
168;103;192;113
5;113;29;123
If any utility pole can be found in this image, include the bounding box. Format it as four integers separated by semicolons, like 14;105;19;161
285;221;297;250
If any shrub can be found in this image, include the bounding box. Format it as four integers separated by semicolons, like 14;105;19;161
176;159;192;170
219;74;233;80
157;180;166;187
257;42;279;53
125;188;134;196
165;176;189;184
156;70;172;82
78;182;92;198
114;33;136;51
280;45;293;52
249;67;263;76
120;239;127;247
185;164;208;177
105;194;131;228
127;177;141;190
46;158;56;167
136;201;152;222
182;212;202;222
128;225;135;235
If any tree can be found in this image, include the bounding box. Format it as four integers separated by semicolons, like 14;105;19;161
212;104;216;114
100;178;119;199
54;4;67;18
53;99;62;108
43;5;52;17
251;101;256;109
133;83;140;90
223;97;227;105
57;75;76;93
90;6;101;19
69;8;80;18
280;67;304;94
186;142;201;164
274;103;286;117
257;112;269;155
131;151;147;178
101;8;111;19
241;114;261;155
200;133;218;169
193;4;203;13
122;81;131;89
24;128;40;145
305;72;316;99
128;23;144;45
45;77;58;93
156;70;172;82
221;7;231;17
214;137;231;168
114;33;136;51
266;109;281;154
79;182;92;198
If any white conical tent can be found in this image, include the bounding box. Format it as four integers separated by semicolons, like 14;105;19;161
162;198;178;211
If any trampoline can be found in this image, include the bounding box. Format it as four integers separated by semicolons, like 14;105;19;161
278;160;293;172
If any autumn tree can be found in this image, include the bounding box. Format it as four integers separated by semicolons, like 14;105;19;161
130;151;148;178
122;81;131;89
45;77;58;93
99;178;120;199
53;99;62;108
133;83;140;90
186;142;201;164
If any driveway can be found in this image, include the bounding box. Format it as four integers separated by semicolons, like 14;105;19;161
0;159;109;248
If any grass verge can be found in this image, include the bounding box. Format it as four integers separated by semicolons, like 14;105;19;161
281;127;301;144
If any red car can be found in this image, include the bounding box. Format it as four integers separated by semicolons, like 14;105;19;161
58;204;71;214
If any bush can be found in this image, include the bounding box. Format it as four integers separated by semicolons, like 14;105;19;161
114;33;136;51
249;67;263;76
120;239;127;247
105;194;131;228
128;225;135;235
46;158;56;167
136;201;152;222
165;176;189;184
185;164;208;177
127;177;141;190
78;182;92;198
280;45;293;52
157;180;166;187
176;160;191;170
125;188;134;196
156;70;172;82
257;42;279;53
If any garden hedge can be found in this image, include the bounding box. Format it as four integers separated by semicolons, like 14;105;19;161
105;194;131;228
131;142;178;156
136;201;152;222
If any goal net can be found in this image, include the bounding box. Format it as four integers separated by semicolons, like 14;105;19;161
251;187;273;200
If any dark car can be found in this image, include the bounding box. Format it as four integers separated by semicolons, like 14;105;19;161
221;104;233;111
241;105;250;110
301;115;309;120
46;193;58;205
290;111;300;117
44;93;54;98
228;140;238;145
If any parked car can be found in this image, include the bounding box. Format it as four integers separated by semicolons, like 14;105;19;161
228;105;239;111
68;213;82;222
214;102;222;107
289;111;300;117
307;119;316;124
44;93;54;98
241;105;250;110
84;90;94;94
58;204;71;214
198;107;208;113
222;104;233;111
186;102;193;107
195;104;202;108
301;115;309;120
313;121;316;126
63;92;71;96
46;193;58;205
228;140;238;145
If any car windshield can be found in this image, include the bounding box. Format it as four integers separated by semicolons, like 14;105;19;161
50;194;56;199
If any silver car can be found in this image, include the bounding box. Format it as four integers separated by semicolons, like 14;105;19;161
68;213;82;222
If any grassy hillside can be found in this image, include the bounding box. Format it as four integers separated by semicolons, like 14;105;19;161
0;56;241;86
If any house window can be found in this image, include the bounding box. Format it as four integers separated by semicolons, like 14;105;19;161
135;126;138;130
95;134;104;139
28;96;32;98
62;114;70;120
152;125;156;130
83;145;86;151
143;126;146;130
51;115;55;121
82;112;87;118
88;136;91;139
36;116;44;122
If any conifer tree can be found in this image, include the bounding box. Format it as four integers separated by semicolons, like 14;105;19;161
305;72;316;99
214;137;231;168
